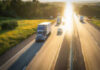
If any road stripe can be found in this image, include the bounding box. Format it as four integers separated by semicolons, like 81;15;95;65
70;38;73;70
69;16;74;70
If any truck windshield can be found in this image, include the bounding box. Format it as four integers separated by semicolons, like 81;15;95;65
37;31;46;35
38;31;42;34
37;26;46;30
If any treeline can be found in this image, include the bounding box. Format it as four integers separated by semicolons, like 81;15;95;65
74;3;100;18
0;0;65;18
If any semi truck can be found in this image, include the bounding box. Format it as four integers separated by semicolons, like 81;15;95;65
36;22;51;42
57;16;61;25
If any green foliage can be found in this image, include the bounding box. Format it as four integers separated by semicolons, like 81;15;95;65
0;1;64;18
74;3;100;18
1;21;18;30
79;5;100;17
89;18;100;27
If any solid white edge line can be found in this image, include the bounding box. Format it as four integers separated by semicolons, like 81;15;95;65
69;16;74;70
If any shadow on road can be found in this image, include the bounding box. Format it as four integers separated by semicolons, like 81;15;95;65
81;22;86;24
80;21;85;24
8;42;44;70
54;35;70;70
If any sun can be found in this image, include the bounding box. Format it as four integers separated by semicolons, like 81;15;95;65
64;3;73;18
62;2;74;33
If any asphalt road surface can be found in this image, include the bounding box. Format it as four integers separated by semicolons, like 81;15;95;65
74;15;100;70
26;14;100;70
0;14;100;70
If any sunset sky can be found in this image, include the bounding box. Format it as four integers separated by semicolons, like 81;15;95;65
23;0;100;2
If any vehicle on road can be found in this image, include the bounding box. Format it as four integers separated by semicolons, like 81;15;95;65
36;22;51;42
57;28;63;35
56;16;62;26
80;16;84;22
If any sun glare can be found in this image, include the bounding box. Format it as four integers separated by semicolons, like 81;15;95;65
63;2;74;33
64;3;73;18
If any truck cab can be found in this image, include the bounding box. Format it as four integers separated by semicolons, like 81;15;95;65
36;31;46;42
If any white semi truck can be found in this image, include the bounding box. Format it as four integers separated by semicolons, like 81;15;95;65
57;16;61;25
36;22;51;42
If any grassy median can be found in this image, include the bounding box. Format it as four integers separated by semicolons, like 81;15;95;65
0;19;55;56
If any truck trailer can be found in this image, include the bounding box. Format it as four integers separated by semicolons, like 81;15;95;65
57;16;61;25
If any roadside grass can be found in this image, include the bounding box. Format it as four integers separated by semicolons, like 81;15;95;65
89;18;100;27
0;19;55;56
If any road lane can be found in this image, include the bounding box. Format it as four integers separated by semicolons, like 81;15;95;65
83;20;100;47
75;15;100;70
8;42;44;70
0;39;36;70
26;25;65;70
72;18;86;70
54;31;72;70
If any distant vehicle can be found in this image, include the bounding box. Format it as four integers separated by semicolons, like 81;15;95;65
36;22;51;42
57;28;63;35
80;16;84;22
62;17;65;25
56;16;62;25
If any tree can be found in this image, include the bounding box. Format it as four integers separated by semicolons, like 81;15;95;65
10;0;23;17
11;0;22;8
33;0;38;2
0;0;13;17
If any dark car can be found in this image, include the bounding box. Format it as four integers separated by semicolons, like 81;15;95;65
57;28;63;35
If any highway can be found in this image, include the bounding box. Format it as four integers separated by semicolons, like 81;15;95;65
0;11;100;70
26;24;66;70
0;1;100;70
74;15;100;70
26;14;100;70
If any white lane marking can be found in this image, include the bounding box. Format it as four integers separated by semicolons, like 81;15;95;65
23;66;26;70
70;37;73;70
22;66;26;70
0;40;35;70
69;17;74;70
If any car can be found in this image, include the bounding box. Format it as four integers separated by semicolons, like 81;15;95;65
80;16;84;22
57;28;63;35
